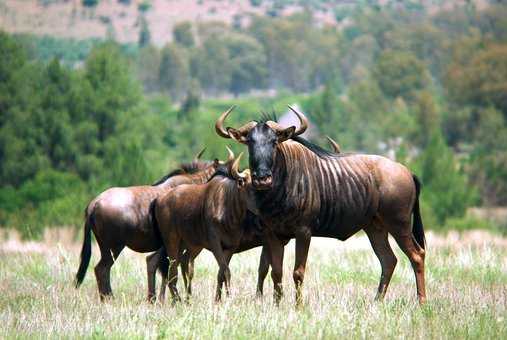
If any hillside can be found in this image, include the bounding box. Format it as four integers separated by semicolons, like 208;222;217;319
0;0;489;46
0;0;336;46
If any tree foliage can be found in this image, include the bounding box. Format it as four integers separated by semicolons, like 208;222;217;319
2;2;507;235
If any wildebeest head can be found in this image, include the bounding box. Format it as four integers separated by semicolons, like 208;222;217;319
215;106;308;190
229;152;250;189
211;147;250;188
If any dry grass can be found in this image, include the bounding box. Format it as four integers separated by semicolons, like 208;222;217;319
1;230;506;339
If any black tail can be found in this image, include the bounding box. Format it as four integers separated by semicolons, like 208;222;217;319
75;206;94;287
149;199;169;277
412;175;426;250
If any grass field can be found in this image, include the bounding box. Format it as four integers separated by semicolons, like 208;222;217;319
1;230;506;339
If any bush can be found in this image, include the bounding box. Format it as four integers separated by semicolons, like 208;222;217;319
443;216;507;236
19;170;85;206
416;131;478;225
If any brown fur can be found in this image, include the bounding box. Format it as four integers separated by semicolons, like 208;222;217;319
154;170;251;303
216;108;426;305
75;160;219;302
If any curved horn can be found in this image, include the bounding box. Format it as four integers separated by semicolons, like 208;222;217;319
215;106;236;139
288;105;309;136
326;136;341;153
231;152;246;179
225;146;235;163
265;120;285;132
193;147;206;161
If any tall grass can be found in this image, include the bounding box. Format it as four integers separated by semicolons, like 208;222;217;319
0;231;506;339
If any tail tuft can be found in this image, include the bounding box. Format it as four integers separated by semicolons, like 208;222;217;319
149;199;168;276
75;206;94;287
412;175;426;250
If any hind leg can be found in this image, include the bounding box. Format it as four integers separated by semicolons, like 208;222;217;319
181;246;202;300
364;225;397;301
390;227;426;304
164;234;182;304
146;250;161;303
157;247;169;303
94;244;123;301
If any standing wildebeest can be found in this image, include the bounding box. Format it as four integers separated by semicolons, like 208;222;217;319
74;150;232;301
153;153;252;303
215;106;426;305
155;138;342;300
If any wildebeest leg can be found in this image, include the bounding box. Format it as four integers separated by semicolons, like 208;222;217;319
212;247;233;302
180;250;190;299
391;228;426;304
157;248;169;303
223;250;234;297
293;230;311;307
165;234;182;304
146;250;160;303
265;232;285;305
94;243;123;301
256;246;271;298
181;247;202;300
364;225;397;301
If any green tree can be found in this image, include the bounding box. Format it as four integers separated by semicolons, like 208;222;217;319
469;107;507;205
82;0;98;8
373;50;429;101
84;43;141;141
138;17;151;48
136;46;160;92
224;34;267;95
0;32;27;127
445;44;507;117
417;131;477;224
179;80;201;119
249;13;340;91
158;43;190;99
192;38;231;95
173;22;194;48
138;1;151;13
412;91;440;148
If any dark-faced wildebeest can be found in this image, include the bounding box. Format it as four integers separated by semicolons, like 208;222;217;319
215;106;426;305
154;138;342;301
74;150;232;301
153;153;254;303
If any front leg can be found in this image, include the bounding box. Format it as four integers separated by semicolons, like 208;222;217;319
256;245;271;298
293;228;311;307
264;231;285;305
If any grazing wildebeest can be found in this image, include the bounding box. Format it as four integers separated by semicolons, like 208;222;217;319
153;153;253;303
74;149;232;301
155;138;342;300
215;106;426;305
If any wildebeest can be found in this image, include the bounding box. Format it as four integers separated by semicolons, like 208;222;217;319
74;149;231;301
154;138;341;301
153;153;253;303
215;106;427;305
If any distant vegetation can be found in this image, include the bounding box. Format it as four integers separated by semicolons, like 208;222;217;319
1;1;506;238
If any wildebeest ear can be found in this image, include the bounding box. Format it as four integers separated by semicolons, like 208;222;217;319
237;177;247;188
227;127;248;144
213;158;220;166
277;126;296;142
